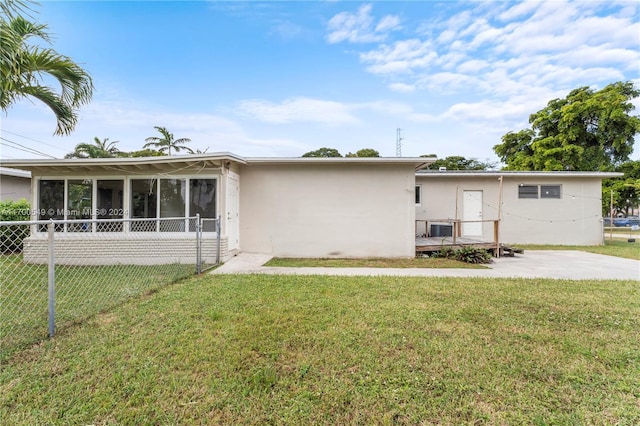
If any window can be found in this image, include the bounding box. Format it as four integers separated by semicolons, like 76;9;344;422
190;179;217;231
96;180;124;232
37;177;217;233
38;180;64;231
130;179;158;231
415;185;422;205
541;185;561;199
518;184;562;200
130;177;218;232
160;178;186;231
518;185;538;199
67;179;92;232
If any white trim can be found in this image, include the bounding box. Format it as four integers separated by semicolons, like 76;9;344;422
0;167;31;178
417;171;622;178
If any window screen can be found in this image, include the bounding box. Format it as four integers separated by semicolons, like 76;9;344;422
518;185;538;199
415;185;421;205
540;185;561;199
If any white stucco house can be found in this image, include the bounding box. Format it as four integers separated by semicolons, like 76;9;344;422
415;170;621;246
0;167;31;202
2;154;620;264
3;154;433;263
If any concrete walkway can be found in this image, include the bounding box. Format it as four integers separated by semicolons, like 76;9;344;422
212;251;640;280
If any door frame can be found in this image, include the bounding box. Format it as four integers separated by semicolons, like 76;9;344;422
462;190;483;237
226;171;240;251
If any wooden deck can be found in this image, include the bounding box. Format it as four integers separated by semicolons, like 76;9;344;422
415;219;501;255
415;236;498;253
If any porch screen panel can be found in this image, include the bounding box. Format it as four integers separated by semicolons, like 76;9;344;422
67;179;93;232
160;178;186;232
38;180;64;231
97;180;124;232
131;179;157;232
189;178;217;231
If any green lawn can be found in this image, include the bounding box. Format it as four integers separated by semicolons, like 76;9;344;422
1;274;638;425
0;255;194;360
519;240;639;260
265;257;487;269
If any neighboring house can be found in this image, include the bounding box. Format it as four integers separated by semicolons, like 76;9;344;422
415;170;621;246
0;167;31;202
3;154;433;263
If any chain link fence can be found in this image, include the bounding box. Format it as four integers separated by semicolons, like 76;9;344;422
1;216;221;361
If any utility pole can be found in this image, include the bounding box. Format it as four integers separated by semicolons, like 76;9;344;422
396;128;403;157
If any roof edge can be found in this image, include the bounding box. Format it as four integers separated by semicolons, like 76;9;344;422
0;167;31;178
416;170;624;178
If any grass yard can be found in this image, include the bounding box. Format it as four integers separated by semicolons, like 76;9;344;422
1;274;638;425
265;257;486;269
0;254;194;360
519;239;639;260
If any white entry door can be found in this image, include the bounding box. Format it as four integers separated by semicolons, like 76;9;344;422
463;190;483;237
226;171;240;251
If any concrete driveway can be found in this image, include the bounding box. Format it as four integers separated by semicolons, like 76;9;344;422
212;251;640;281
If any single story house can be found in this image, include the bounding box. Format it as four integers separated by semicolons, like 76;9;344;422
0;167;31;202
415;170;621;246
3;154;433;263
3;154;620;264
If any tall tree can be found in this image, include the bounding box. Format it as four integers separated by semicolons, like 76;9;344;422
494;81;640;171
65;137;121;158
302;147;342;158
345;148;380;157
602;160;640;217
143;126;193;155
1;4;94;135
423;155;496;170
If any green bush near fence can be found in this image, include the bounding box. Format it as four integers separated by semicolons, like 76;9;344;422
0;199;30;253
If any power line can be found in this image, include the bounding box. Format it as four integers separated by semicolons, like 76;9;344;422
1;129;64;151
0;137;58;159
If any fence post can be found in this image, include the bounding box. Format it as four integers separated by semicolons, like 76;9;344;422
47;222;55;338
216;216;221;265
195;214;201;274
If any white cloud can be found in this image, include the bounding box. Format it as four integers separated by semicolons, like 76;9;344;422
237;97;360;125
326;4;400;44
388;83;416;93
342;0;638;108
360;39;436;74
375;15;401;32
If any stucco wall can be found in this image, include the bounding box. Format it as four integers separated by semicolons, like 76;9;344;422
239;163;416;258
0;175;31;202
416;175;605;245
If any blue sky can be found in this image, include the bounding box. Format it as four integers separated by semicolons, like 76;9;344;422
1;0;639;162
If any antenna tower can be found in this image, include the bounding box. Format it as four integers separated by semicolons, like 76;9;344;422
396;128;403;157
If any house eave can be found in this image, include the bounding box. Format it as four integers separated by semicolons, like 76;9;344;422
246;156;436;170
415;171;623;178
1;153;247;175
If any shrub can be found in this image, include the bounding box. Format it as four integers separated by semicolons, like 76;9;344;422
0;199;31;253
453;246;493;264
431;247;456;259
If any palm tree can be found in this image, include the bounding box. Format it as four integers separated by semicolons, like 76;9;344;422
0;12;94;135
143;126;193;155
65;137;120;158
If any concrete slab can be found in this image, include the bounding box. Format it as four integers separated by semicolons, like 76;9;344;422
211;251;640;281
